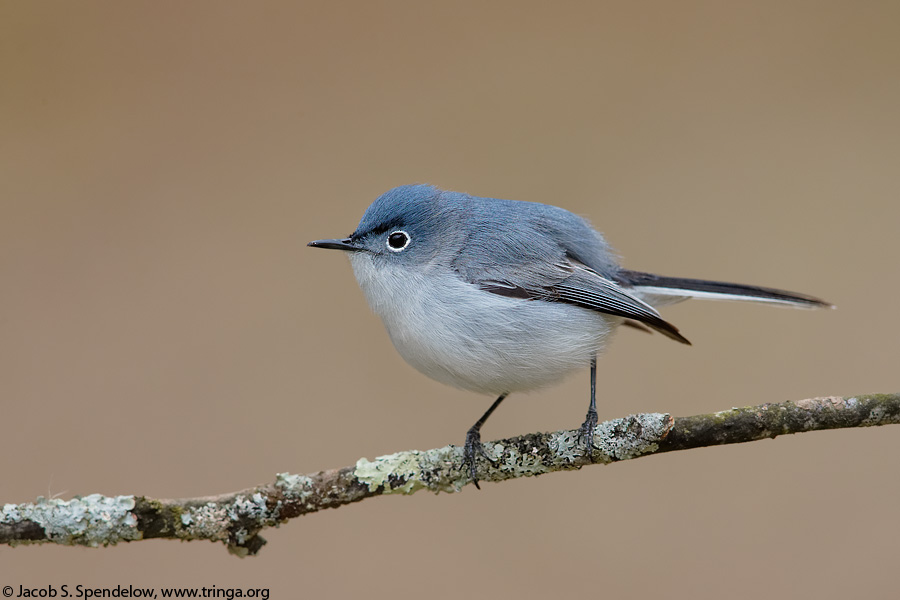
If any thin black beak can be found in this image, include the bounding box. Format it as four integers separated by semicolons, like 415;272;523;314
307;238;364;252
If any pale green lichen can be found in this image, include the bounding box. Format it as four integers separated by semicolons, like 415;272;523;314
549;430;583;463
275;472;313;495
593;413;670;460
1;494;140;547
353;415;673;493
355;450;428;494
497;444;546;478
354;446;467;494
274;472;315;503
417;447;469;493
227;493;269;522
232;527;249;545
178;502;229;541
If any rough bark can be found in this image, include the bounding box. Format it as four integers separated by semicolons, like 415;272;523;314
2;393;896;556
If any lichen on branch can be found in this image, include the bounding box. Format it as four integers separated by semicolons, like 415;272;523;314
1;393;897;556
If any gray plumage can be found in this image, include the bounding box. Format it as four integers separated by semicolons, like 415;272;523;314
309;184;830;484
343;184;659;394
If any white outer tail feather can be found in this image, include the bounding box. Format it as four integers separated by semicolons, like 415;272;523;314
633;285;830;309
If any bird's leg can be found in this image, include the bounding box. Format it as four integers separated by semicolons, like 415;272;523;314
579;355;598;462
463;393;508;489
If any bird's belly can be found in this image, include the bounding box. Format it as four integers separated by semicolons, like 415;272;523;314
350;256;615;395
392;311;613;394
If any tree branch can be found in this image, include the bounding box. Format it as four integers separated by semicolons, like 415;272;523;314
2;393;897;556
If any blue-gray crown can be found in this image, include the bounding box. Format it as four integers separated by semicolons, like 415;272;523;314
352;184;443;239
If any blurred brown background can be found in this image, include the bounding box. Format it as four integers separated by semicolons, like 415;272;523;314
2;1;898;597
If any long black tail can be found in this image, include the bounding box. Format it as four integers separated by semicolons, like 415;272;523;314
617;269;832;309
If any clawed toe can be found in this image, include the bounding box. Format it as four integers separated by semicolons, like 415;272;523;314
463;429;497;489
579;409;598;462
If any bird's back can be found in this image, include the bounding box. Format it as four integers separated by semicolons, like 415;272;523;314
446;190;621;283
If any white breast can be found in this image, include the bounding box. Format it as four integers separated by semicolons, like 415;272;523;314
349;253;617;396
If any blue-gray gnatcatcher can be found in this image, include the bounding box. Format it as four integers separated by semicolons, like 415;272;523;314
309;184;830;486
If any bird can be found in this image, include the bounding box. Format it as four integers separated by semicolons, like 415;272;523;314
308;184;830;487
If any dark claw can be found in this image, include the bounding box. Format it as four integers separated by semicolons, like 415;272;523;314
463;428;497;489
461;393;508;489
579;408;598;462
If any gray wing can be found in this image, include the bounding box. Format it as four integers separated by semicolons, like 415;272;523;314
467;257;690;345
450;195;690;344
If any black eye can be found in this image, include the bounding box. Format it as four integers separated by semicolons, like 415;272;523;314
387;231;410;251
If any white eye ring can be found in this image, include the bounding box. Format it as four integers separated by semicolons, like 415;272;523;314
386;230;411;252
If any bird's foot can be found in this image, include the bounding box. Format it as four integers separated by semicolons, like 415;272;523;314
579;408;598;462
463;428;497;489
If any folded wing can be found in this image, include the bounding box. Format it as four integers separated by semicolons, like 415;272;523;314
471;258;690;345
